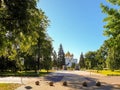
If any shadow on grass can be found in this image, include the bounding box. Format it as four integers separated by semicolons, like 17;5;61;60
44;72;120;90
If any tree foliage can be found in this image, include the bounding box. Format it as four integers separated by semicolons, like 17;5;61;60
85;0;120;71
84;43;108;70
0;0;53;72
85;51;97;69
41;39;53;71
52;50;58;67
101;0;120;70
57;44;65;68
79;53;85;69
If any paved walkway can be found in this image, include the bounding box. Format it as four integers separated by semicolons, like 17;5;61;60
0;77;38;84
1;71;120;90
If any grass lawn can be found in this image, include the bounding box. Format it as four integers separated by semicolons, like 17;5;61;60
89;70;120;76
0;69;53;77
0;83;21;90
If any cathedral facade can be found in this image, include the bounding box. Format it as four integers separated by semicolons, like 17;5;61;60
65;52;77;67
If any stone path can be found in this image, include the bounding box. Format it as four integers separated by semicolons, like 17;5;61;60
0;71;120;90
0;77;38;84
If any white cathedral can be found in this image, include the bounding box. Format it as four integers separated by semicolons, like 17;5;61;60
65;52;77;67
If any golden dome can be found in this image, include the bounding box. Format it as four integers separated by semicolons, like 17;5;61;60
65;51;74;58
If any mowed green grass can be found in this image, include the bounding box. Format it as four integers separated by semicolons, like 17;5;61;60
0;83;21;90
0;69;53;77
89;70;120;76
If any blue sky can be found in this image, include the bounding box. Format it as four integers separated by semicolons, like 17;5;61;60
37;0;108;60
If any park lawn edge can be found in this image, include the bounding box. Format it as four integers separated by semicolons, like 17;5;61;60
87;70;120;76
0;83;21;90
0;69;54;77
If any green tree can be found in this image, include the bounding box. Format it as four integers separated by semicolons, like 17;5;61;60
0;0;51;72
79;52;85;69
57;44;65;69
24;54;36;71
0;0;49;57
52;50;58;67
101;0;120;70
41;38;53;72
85;51;97;69
0;56;7;72
71;63;76;69
95;43;108;71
